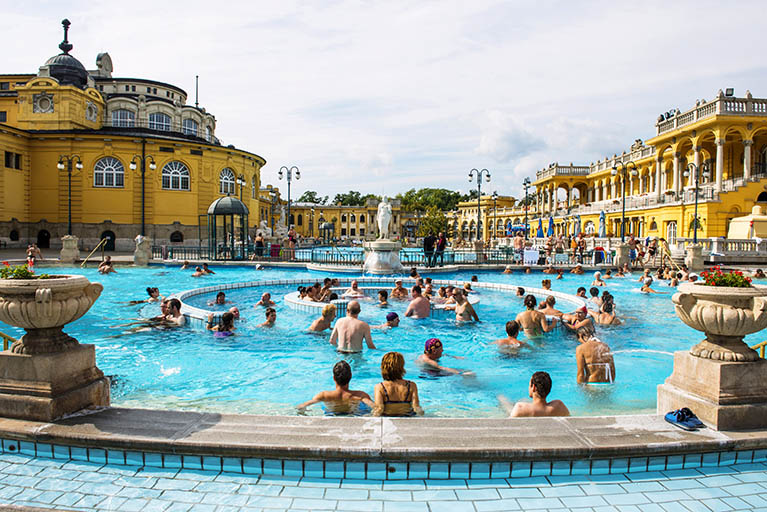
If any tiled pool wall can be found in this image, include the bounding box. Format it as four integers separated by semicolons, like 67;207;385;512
1;438;764;481
175;277;587;327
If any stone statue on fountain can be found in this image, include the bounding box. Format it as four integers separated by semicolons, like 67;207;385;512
377;197;392;240
364;197;404;274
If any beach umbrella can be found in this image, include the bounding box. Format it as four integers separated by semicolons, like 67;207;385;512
547;216;554;236
574;215;582;236
598;211;606;238
536;218;544;238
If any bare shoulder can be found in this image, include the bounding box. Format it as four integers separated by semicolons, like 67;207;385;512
549;400;570;416
510;401;531;417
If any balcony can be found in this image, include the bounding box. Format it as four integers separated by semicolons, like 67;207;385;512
656;91;767;136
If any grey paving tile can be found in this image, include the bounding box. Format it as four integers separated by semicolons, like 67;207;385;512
684;487;732;499
473;499;521;512
335;500;384;511
454;488;500;501
291;497;337;510
160;489;206;503
155;478;199;490
280;485;325;498
540;485;585;497
382;502;427;512
498;487;542;499
514;497;563;509
236;483;283;496
644;490;695;503
323;488;369;500
425;501;475;512
580;483;626;496
195;481;241;494
603;493;651;506
411;489;457;501
116;486;164;499
659;479;703;490
369;490;413;501
200;492;250;506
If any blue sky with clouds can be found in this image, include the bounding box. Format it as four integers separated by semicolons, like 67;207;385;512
5;0;767;200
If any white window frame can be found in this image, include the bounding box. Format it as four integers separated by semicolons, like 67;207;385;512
162;161;190;191
94;157;125;188
182;118;198;137
219;168;235;195
148;112;171;131
111;109;135;128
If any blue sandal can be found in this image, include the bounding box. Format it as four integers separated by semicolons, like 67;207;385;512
664;408;704;431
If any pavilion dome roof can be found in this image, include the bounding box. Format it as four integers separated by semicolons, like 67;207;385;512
207;195;249;215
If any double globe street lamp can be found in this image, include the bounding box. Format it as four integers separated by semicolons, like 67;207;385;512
57;155;83;236
129;153;157;236
611;161;638;242
684;162;711;244
522;177;532;240
278;165;300;229
468;168;491;241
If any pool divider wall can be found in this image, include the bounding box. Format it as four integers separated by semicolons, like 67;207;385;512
0;434;764;480
172;277;587;327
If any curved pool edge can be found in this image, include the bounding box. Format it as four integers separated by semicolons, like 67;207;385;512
0;408;763;469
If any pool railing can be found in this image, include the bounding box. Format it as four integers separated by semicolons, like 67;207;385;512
0;331;16;351
753;340;767;358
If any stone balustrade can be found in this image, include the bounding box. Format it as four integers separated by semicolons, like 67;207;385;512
656;91;767;135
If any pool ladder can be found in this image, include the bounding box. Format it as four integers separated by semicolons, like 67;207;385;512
752;340;767;359
0;331;17;351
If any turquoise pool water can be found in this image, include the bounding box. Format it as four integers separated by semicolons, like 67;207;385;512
2;265;751;418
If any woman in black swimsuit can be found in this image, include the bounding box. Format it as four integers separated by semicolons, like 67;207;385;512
373;352;423;417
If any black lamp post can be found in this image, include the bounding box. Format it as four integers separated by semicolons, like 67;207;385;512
611;161;638;242
129;144;157;236
236;174;246;201
491;191;498;240
57;155;83;235
523;177;531;240
468;168;491;241
278;165;300;229
310;207;315;239
684;162;710;244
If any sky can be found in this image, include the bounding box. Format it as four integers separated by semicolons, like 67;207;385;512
5;1;767;201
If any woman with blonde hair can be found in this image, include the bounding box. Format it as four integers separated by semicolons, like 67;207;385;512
373;352;423;417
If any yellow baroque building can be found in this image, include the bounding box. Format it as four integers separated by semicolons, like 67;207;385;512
449;90;767;243
0;20;265;251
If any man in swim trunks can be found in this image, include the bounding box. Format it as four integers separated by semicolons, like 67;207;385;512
256;292;276;307
228;306;241;321
516;287;525;297
390;279;408;299
570;264;584;274
515;295;556;338
540;296;563;317
503;371;570;417
202;263;215;274
640;276;665;294
309;304;337;332
259;307;276;327
450;288;479;322
296;361;373;413
405;285;430;319
575;287;587;298
416;338;471;376
329;300;376;353
492;320;526;352
344;280;365;298
375;312;400;330
576;335;615;384
164;299;186;327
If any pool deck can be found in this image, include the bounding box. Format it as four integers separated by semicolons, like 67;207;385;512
0;408;765;463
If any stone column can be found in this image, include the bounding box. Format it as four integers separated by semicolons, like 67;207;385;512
549;185;554;215
694;146;701;178
684;244;703;271
715;138;725;191
744;139;753;180
655;157;663;199
133;235;152;266
673;152;681;195
59;235;79;263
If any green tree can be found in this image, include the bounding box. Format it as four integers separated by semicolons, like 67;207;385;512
297;190;328;204
396;188;466;212
332;191;364;206
416;206;448;237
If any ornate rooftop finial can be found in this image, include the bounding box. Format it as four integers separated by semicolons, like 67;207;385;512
59;19;73;54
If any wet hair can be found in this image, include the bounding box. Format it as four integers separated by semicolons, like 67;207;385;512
216;291;226;299
517;287;525;295
410;268;418;277
602;301;614;313
220;312;235;330
378;290;388;300
322;304;337;317
146;287;156;296
412;285;422;295
577;287;586;295
265;307;276;317
505;320;520;337
168;298;182;312
589;287;599;297
333;361;352;386
471;275;478;282
531;371;552;398
546;296;556;306
324;278;332;285
328;293;339;301
381;352;406;381
425;277;432;284
524;294;537;309
348;301;361;315
203;263;209;268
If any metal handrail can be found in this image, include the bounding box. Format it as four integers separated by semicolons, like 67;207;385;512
0;331;17;351
80;238;109;268
752;341;767;359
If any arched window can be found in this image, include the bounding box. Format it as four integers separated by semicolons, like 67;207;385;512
350;214;356;223
9;229;19;241
94;157;125;188
341;214;347;222
251;177;257;199
757;192;767;202
359;214;365;223
297;214;303;226
170;231;184;243
205;126;212;142
111;109;135;128
289;214;295;226
162;161;190;190
182;118;198;137
148;112;171;131
219;168;235;195
649;220;658;231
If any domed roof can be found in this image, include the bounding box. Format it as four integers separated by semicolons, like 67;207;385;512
207;195;249;215
43;19;88;89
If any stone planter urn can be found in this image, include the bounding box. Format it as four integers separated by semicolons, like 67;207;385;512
672;282;767;362
0;275;110;421
658;281;767;430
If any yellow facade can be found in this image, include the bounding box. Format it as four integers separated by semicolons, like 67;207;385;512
0;23;265;250
450;195;517;242
450;90;767;243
